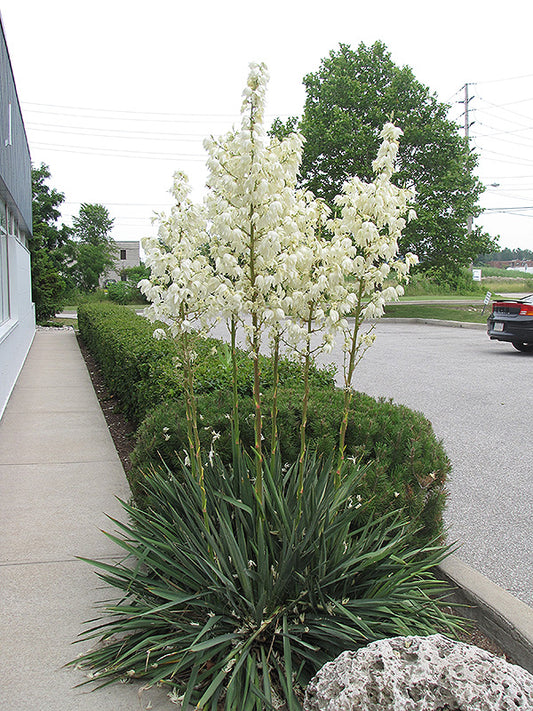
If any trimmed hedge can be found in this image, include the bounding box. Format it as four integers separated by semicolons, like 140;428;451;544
78;303;179;425
78;303;334;425
78;302;450;544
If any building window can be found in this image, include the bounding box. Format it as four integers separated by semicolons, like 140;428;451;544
0;202;9;325
120;249;127;260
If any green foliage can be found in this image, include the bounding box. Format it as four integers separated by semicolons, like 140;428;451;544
120;263;151;283
403;268;484;296
106;281;143;304
30;164;72;321
476;247;533;265
479;266;531;278
272;41;498;283
78;302;179;424
69;243;113;292
72;452;461;708
107;265;150;304
30;249;67;322
61;288;109;309
70;203;116;291
77;303;334;426
482;277;533;294
383;303;488;323
131;386;449;546
72;202;115;247
79;303;448;544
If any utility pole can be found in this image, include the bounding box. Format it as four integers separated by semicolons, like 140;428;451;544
463;83;472;141
462;83;475;233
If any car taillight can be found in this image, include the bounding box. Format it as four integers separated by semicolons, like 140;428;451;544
519;304;533;316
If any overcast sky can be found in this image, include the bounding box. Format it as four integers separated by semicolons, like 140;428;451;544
2;0;533;251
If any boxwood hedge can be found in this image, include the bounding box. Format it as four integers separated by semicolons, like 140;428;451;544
78;302;450;544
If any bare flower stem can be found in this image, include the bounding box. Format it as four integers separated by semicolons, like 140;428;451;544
336;282;364;486
179;306;208;524
298;306;314;496
230;316;241;455
270;328;280;471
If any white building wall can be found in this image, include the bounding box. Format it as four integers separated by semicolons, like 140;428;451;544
100;240;140;286
0;16;35;420
0;229;35;419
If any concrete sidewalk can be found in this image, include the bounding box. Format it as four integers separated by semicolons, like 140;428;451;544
0;329;175;710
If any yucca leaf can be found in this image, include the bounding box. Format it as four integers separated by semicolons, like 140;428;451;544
71;449;464;708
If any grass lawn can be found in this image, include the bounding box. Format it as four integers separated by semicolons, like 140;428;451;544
398;294;486;302
383;303;489;323
60;302;142;312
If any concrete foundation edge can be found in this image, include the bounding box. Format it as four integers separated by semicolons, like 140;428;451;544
437;554;533;673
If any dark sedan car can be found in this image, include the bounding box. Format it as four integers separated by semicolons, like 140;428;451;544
487;294;533;352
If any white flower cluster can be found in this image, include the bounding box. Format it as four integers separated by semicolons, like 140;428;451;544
141;63;417;380
139;171;215;337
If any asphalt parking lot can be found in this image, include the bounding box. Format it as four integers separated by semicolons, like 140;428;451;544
320;320;533;607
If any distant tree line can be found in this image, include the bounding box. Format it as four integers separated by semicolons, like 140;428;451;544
475;248;533;265
30;164;118;321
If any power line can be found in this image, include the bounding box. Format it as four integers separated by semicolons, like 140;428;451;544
480;174;533;180
26;122;207;140
23;107;239;125
31;142;207;161
475;120;533;139
476;94;533;127
476;73;533;85
22;101;241;118
475;152;533;169
22;102;288;124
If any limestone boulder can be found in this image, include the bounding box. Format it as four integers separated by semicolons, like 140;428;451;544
304;634;533;710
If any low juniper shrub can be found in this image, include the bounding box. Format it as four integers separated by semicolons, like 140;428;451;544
131;385;449;546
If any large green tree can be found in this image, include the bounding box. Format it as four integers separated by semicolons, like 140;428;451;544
272;42;498;285
70;203;116;291
30;164;72;321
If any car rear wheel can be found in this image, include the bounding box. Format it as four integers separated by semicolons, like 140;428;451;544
512;341;533;352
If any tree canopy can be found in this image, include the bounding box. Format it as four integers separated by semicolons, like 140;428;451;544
271;41;498;285
70;203;116;291
30;164;72;321
72;203;115;247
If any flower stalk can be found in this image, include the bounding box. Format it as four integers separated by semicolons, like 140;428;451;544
230;315;241;454
141;66;416;508
298;305;314;495
269;327;280;471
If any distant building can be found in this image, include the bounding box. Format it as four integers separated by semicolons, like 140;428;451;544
505;260;533;273
0;14;35;419
100;240;141;286
487;260;533;272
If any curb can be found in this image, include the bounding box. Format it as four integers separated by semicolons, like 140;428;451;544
438;555;533;673
61;313;488;330
382;317;487;330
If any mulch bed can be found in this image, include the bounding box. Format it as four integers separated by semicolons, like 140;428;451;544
77;334;136;474
74;329;513;663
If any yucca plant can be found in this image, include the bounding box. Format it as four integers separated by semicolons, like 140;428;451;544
72;451;462;709
72;65;462;710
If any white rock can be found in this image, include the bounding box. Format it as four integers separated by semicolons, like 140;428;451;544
304;634;533;711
